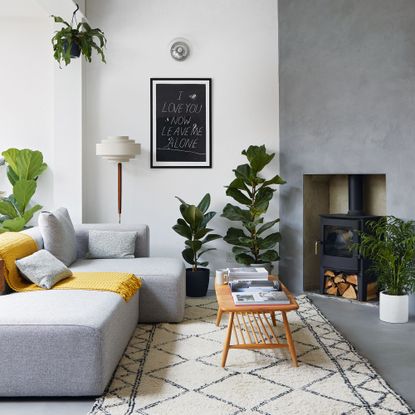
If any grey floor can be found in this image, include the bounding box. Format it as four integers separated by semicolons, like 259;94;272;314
0;295;414;415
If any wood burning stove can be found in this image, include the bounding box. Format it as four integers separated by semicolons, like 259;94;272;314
318;175;381;301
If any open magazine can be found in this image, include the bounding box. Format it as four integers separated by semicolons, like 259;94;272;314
229;279;290;305
227;267;268;281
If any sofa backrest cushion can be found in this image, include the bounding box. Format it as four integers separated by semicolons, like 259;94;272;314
38;207;78;266
74;224;150;259
87;230;137;259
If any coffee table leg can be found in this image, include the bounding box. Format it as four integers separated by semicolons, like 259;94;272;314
271;311;277;326
221;312;234;367
282;311;298;367
216;308;223;326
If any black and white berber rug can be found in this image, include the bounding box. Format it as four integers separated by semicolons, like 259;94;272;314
89;296;412;415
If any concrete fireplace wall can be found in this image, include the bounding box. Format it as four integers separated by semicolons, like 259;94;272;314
279;0;415;315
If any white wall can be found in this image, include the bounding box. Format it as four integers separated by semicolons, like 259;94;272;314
84;0;280;272
0;12;54;217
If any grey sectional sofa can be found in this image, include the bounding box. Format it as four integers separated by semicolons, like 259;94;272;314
0;224;185;396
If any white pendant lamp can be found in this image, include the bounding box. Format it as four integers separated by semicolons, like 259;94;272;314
96;136;141;223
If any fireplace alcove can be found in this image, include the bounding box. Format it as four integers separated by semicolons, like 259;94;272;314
303;174;387;296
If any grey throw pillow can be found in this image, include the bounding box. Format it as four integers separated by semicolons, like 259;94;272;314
38;207;77;266
16;249;72;289
87;230;137;259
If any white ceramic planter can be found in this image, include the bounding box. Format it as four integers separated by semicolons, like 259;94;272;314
379;291;409;323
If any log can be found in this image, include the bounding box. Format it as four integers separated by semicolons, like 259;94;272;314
326;286;338;296
337;282;349;296
325;278;333;289
367;282;378;301
343;285;357;299
324;270;335;278
346;274;358;285
334;275;345;284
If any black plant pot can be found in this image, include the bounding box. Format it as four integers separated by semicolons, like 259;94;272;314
186;268;210;297
63;41;81;58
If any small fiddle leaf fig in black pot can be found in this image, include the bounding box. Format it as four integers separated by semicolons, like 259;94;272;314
51;15;107;67
173;193;221;297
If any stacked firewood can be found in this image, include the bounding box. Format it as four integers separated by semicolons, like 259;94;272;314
324;270;358;299
324;270;378;300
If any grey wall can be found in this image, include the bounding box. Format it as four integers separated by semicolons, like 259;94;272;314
279;0;415;314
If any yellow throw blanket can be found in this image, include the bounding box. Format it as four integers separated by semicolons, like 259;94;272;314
0;232;141;302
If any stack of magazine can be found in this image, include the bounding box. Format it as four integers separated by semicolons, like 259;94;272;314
228;267;290;305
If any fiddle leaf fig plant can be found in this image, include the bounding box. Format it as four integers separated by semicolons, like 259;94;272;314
222;145;286;266
0;149;47;233
51;15;107;66
173;193;221;271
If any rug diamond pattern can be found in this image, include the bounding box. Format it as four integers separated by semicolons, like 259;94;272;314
88;296;412;415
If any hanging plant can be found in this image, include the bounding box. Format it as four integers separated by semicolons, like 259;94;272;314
51;4;107;67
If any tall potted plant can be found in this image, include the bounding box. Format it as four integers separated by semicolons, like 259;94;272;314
0;148;47;233
173;194;221;297
356;216;415;323
222;145;285;271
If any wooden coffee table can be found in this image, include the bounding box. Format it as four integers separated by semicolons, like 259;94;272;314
215;276;299;367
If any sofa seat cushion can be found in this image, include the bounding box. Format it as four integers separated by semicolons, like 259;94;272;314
70;257;185;323
0;290;138;396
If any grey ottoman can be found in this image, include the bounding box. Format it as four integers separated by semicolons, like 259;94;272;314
0;290;138;396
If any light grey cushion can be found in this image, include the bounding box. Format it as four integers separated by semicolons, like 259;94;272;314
15;249;72;289
38;207;77;266
74;224;150;259
70;257;186;323
0;290;139;396
87;230;137;259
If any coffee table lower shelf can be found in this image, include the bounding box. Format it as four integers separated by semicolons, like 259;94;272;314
217;310;298;368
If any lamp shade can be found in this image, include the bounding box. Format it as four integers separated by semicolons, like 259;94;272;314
96;136;141;162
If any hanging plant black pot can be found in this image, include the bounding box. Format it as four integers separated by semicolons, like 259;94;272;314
186;268;210;297
63;40;81;58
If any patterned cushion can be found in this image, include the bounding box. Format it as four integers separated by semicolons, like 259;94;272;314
87;230;138;259
15;249;72;289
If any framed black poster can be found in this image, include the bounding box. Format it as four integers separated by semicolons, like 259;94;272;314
151;78;211;168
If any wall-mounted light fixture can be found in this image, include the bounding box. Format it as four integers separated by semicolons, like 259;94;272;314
170;38;190;61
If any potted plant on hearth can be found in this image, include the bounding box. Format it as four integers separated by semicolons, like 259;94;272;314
51;5;107;67
221;145;286;272
355;216;415;323
173;194;221;297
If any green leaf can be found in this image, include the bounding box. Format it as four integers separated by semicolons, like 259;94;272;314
262;174;286;187
197;193;210;213
13;180;37;213
222;204;251;222
2;148;19;173
201;233;222;244
227;177;249;191
202;211;216;227
182;248;195;265
257;232;281;250
223;227;251;247
2;148;47;181
182;205;204;230
197;248;216;258
6;167;18;186
235;253;255;265
1;217;26;232
173;221;192;239
257;250;280;262
185;240;202;252
225;187;251;206
232;246;250;255
233;164;253;184
194;228;212;239
51;15;70;26
254;187;274;212
175;196;189;207
196;261;209;267
0;199;18;219
22;204;42;223
257;219;280;235
242;145;274;173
